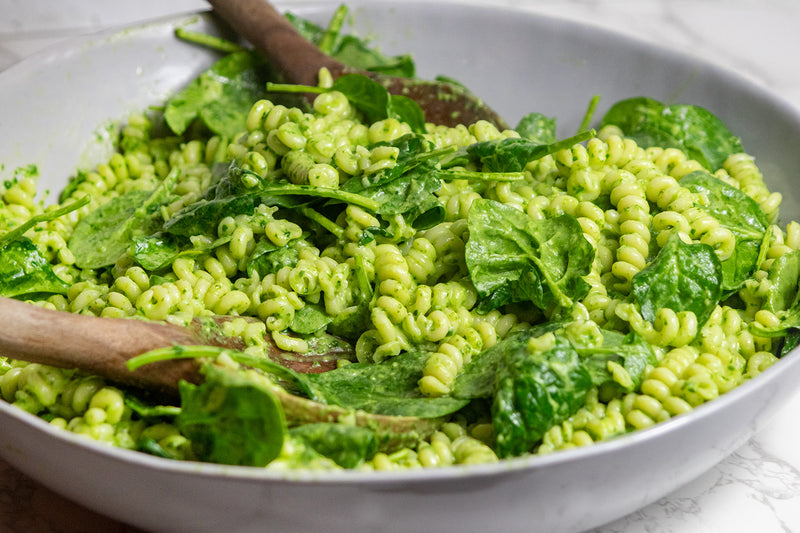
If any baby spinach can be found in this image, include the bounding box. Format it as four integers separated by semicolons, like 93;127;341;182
162;194;258;239
290;304;334;335
176;364;286;467
335;38;415;77
326;255;374;341
164;50;272;138
780;329;800;357
246;238;300;278
0;196;87;297
452;323;565;399
466;199;594;313
0;238;70;298
132;233;231;271
454;323;653;457
465;130;594;173
765;249;800;314
491;332;593;458
454;324;654;400
68;190;159;269
630;234;723;328
69;170;178;269
286;8;415;78
680;170;767;291
578;330;656;393
749;250;800;347
339;133;446;229
289;423;377;468
601;97;742;171
306;350;468;418
269;74;426;133
514;112;557;144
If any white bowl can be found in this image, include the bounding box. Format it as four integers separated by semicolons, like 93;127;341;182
1;2;800;532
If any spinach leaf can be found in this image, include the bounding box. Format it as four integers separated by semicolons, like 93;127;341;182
286;10;415;77
290;304;334;335
0;238;69;297
162;194;257;239
306;350;468;418
601;97;742;171
578;330;656;392
515;112;556;144
326;255;374;341
748;250;800;345
246;239;300;278
289;423;377;468
680;171;768;232
340;133;445;228
161;164;301;240
780;329;800;357
361;162;442;224
680;170;767;291
466;199;594;313
387;93;426;133
491;333;593;458
466;130;594;173
68;190;159;269
454;323;654;402
136;438;183;460
177;364;286;467
164;50;271;138
453;323;565;399
765;249;800;313
335;37;415;77
630;234;723;328
330;74;426;133
0;197;87;297
132;232;231;271
69;170;178;269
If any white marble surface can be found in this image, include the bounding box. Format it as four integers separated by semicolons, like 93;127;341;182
1;1;799;532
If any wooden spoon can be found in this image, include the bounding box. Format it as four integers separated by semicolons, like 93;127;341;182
0;298;441;448
0;297;357;392
206;0;510;129
0;297;212;394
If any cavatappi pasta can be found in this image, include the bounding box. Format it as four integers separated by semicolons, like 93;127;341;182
0;71;794;470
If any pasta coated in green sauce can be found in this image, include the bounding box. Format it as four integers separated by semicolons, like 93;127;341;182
0;27;796;470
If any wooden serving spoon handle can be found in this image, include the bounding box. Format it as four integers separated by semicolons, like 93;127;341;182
0;298;443;447
0;297;203;393
208;0;345;86
207;0;509;129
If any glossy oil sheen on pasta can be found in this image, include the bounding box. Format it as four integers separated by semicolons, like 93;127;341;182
0;29;797;471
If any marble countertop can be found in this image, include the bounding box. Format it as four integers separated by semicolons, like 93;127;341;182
1;1;800;532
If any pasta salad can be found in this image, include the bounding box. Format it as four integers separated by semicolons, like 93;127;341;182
0;6;796;471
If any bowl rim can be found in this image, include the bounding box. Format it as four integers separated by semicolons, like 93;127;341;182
1;0;799;486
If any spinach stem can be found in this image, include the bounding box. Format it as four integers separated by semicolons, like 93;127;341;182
266;82;325;95
174;28;244;54
261;183;381;212
299;207;344;238
440;170;525;182
578;95;601;133
126;345;224;371
0;196;89;246
318;4;349;54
